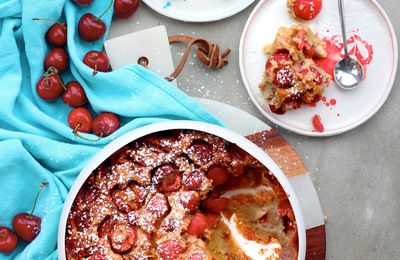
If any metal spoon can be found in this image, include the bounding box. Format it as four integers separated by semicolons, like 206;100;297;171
334;0;364;90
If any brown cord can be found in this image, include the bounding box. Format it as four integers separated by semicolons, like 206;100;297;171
165;35;231;82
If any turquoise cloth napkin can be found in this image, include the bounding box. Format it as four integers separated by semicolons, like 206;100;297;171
0;0;223;259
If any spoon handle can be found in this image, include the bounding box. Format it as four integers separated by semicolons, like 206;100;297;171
337;0;349;57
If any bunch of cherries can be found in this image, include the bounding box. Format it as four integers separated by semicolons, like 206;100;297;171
0;182;48;254
35;0;139;140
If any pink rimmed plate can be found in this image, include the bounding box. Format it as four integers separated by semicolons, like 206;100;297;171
239;0;398;136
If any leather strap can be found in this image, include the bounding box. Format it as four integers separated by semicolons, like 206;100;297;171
165;35;231;82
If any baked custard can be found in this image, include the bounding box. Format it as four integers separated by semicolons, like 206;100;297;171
260;24;331;114
65;130;298;259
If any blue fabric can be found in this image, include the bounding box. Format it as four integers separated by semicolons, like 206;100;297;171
0;0;223;259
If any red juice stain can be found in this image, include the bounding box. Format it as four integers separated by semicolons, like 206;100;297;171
337;113;341;117
316;36;344;79
329;98;337;105
321;96;327;102
312;114;324;133
316;34;374;80
347;35;374;79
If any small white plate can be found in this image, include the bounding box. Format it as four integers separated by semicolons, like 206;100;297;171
143;0;256;22
240;0;398;136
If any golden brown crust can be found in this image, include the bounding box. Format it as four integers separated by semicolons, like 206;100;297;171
259;24;331;114
287;0;298;20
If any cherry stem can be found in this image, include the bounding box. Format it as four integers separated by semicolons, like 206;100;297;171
72;123;101;142
60;77;67;91
72;123;81;135
92;63;98;76
44;66;59;77
32;18;67;31
44;66;66;90
30;182;49;217
45;75;50;87
97;0;114;21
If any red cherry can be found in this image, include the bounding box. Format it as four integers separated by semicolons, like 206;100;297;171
32;18;67;46
269;104;286;115
187;142;214;165
157;240;186;259
73;209;91;233
13;213;41;243
153;164;175;184
187;213;208;237
207;165;230;186
75;183;100;205
44;47;69;73
62;81;88;107
72;0;93;6
0;227;18;254
273;66;294;88
13;182;48;243
160;219;178;233
159;173;181;192
36;67;65;102
78;14;106;42
78;0;113;41
114;0;139;19
312;114;324;133
178;192;199;212
47;22;67;46
68;107;93;134
111;186;141;213
266;53;291;69
109;221;137;254
294;0;323;20
146;193;169;217
92;112;120;137
98;217;114;239
182;170;207;191
83;51;110;76
310;68;324;85
203;197;229;213
205;213;220;228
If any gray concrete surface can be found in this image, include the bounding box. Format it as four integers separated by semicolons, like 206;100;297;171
109;1;400;259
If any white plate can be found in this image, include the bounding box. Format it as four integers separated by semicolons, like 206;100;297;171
240;0;398;136
143;0;256;22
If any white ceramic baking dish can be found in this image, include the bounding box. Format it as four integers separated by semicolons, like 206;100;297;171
57;120;306;259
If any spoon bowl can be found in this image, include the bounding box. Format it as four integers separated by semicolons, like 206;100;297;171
334;0;364;90
334;57;364;90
